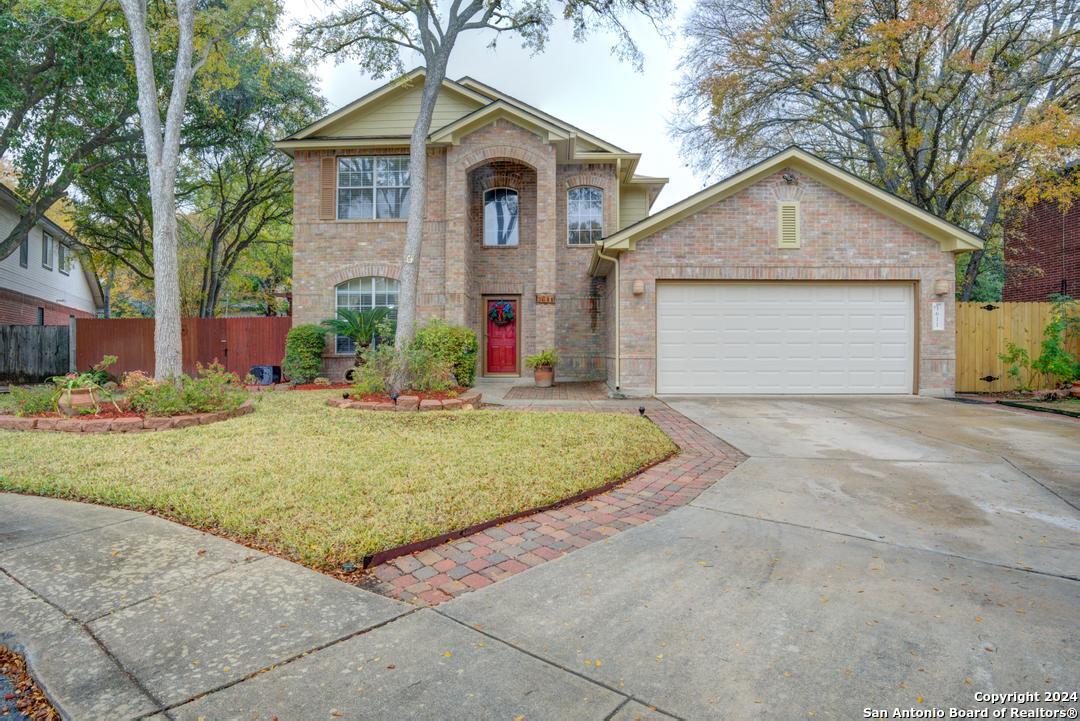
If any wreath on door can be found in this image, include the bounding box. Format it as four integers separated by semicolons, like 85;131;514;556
488;301;515;326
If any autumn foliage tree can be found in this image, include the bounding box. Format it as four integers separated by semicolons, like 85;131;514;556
675;0;1079;300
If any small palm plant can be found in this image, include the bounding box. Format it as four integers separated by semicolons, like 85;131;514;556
321;307;393;365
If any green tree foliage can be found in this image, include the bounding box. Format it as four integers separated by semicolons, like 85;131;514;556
675;0;1079;300
0;0;137;258
72;24;323;317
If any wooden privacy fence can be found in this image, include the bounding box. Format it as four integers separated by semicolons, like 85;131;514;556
956;302;1080;393
0;325;71;383
75;317;292;379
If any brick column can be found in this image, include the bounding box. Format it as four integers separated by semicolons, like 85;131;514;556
533;144;557;351
443;145;467;325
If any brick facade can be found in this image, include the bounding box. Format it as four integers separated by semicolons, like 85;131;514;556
0;287;95;326
1003;199;1079;301
611;170;957;396
290;121;959;394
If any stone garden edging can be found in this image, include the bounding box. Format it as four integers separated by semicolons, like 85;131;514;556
325;389;482;412
0;399;255;433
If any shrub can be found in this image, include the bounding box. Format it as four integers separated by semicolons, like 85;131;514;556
128;363;247;416
352;346;400;395
282;324;325;384
351;344;455;395
413;319;478;387
404;345;455;392
525;348;559;369
10;385;59;417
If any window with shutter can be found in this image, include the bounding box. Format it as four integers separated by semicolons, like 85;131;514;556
777;201;800;248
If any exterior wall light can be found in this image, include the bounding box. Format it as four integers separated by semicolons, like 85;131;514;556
933;278;950;296
632;279;645;296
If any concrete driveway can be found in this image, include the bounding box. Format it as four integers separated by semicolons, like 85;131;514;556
441;397;1079;719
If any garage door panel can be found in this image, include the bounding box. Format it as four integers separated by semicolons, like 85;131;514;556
656;282;914;394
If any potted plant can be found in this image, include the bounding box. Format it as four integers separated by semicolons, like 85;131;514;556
51;355;121;416
525;349;558;388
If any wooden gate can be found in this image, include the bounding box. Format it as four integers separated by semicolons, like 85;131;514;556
955;302;1080;392
75;317;292;379
0;325;70;383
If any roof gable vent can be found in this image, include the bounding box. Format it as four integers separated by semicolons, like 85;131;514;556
777;201;800;248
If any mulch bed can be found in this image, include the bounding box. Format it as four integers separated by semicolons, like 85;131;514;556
288;383;352;391
0;400;255;433
350;388;468;403
23;408;141;420
0;645;59;721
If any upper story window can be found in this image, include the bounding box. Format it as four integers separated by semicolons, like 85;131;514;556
18;235;28;268
568;187;603;245
337;156;410;220
335;276;399;354
484;188;519;247
58;243;70;275
41;232;54;270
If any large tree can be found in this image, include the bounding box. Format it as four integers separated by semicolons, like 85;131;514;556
299;0;673;373
675;0;1079;300
118;0;277;376
75;45;322;317
0;0;138;259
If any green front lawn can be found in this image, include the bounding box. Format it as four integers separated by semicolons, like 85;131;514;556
0;391;675;568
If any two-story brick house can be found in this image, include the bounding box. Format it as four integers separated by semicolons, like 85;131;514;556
277;69;982;396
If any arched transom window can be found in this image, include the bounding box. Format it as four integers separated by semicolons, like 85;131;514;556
335;276;399;354
567;186;603;245
483;188;519;246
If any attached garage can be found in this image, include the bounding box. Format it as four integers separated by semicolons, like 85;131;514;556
589;149;985;397
656;282;915;394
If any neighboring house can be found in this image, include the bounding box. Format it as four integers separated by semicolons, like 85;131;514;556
0;183;104;325
277;69;982;396
1002;194;1079;301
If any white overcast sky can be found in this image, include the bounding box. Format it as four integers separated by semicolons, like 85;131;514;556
281;0;709;210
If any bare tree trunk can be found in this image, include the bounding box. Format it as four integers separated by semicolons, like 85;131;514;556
119;0;200;378
394;61;448;351
959;248;985;301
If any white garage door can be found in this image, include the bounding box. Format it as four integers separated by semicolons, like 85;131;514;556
656;282;914;394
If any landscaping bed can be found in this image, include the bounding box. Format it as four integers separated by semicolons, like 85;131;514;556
0;390;676;569
327;388;481;411
0;399;255;432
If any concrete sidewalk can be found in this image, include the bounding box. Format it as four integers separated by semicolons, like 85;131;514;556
0;494;666;720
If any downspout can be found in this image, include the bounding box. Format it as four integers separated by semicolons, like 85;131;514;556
595;244;620;390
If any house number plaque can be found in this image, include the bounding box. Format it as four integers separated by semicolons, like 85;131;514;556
536;293;556;305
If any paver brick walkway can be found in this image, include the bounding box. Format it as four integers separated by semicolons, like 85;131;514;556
360;407;745;605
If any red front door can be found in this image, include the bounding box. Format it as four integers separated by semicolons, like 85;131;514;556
485;299;518;374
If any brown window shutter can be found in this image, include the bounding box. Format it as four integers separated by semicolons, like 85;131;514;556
320;156;337;220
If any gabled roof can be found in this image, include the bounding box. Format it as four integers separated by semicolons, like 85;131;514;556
275;69;657;184
599;147;984;255
280;68;489;143
455;76;628;154
427;100;571;145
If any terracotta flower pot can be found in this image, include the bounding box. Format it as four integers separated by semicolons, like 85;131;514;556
59;387;97;416
1071;381;1080;398
533;366;554;388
